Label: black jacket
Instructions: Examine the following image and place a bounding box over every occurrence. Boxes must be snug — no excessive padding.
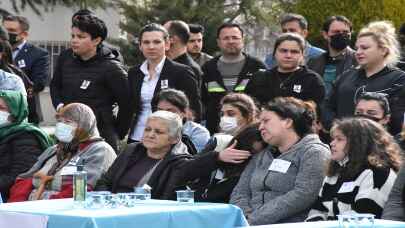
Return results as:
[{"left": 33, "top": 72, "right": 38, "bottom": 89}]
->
[
  {"left": 95, "top": 142, "right": 192, "bottom": 200},
  {"left": 178, "top": 124, "right": 265, "bottom": 203},
  {"left": 327, "top": 66, "right": 405, "bottom": 134},
  {"left": 201, "top": 53, "right": 265, "bottom": 134},
  {"left": 173, "top": 53, "right": 203, "bottom": 90},
  {"left": 307, "top": 47, "right": 357, "bottom": 78},
  {"left": 50, "top": 46, "right": 131, "bottom": 141},
  {"left": 128, "top": 58, "right": 202, "bottom": 136},
  {"left": 245, "top": 66, "right": 325, "bottom": 106},
  {"left": 0, "top": 132, "right": 43, "bottom": 201}
]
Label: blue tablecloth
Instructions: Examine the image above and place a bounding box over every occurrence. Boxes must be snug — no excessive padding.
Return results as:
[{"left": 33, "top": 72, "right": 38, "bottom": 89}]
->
[
  {"left": 239, "top": 219, "right": 405, "bottom": 228},
  {"left": 0, "top": 198, "right": 248, "bottom": 228}
]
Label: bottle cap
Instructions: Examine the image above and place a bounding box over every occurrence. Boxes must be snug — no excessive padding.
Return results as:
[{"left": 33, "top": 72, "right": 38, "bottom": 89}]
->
[{"left": 77, "top": 164, "right": 84, "bottom": 172}]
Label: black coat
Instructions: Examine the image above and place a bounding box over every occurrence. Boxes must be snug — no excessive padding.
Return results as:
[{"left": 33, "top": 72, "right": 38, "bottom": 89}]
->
[
  {"left": 0, "top": 132, "right": 43, "bottom": 201},
  {"left": 128, "top": 58, "right": 202, "bottom": 136},
  {"left": 327, "top": 66, "right": 405, "bottom": 134},
  {"left": 50, "top": 46, "right": 131, "bottom": 149},
  {"left": 245, "top": 66, "right": 325, "bottom": 106},
  {"left": 95, "top": 142, "right": 192, "bottom": 200},
  {"left": 201, "top": 53, "right": 265, "bottom": 134},
  {"left": 307, "top": 47, "right": 357, "bottom": 79},
  {"left": 173, "top": 53, "right": 203, "bottom": 90}
]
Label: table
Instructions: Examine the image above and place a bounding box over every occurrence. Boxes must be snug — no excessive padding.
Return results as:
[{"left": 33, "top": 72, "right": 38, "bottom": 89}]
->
[
  {"left": 240, "top": 219, "right": 405, "bottom": 228},
  {"left": 0, "top": 198, "right": 248, "bottom": 228}
]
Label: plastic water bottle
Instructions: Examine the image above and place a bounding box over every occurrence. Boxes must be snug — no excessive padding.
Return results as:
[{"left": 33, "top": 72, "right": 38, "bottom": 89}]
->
[
  {"left": 73, "top": 164, "right": 87, "bottom": 208},
  {"left": 0, "top": 193, "right": 3, "bottom": 204}
]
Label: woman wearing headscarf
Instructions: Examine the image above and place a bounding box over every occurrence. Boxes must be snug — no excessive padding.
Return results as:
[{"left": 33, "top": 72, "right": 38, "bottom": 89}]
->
[
  {"left": 8, "top": 103, "right": 116, "bottom": 201},
  {"left": 0, "top": 90, "right": 52, "bottom": 201}
]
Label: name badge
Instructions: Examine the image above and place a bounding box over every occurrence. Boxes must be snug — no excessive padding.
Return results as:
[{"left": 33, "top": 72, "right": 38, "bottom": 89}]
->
[
  {"left": 80, "top": 80, "right": 91, "bottom": 89},
  {"left": 338, "top": 181, "right": 356, "bottom": 193},
  {"left": 293, "top": 84, "right": 302, "bottom": 93},
  {"left": 161, "top": 79, "right": 169, "bottom": 89},
  {"left": 18, "top": 59, "right": 26, "bottom": 68},
  {"left": 268, "top": 159, "right": 291, "bottom": 173},
  {"left": 60, "top": 166, "right": 77, "bottom": 176}
]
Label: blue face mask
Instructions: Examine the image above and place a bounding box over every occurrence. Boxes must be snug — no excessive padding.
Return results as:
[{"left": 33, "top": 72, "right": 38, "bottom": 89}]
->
[
  {"left": 0, "top": 111, "right": 11, "bottom": 127},
  {"left": 54, "top": 122, "right": 76, "bottom": 143}
]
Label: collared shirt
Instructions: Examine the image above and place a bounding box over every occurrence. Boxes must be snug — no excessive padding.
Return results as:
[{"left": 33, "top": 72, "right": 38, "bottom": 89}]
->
[
  {"left": 130, "top": 57, "right": 166, "bottom": 141},
  {"left": 182, "top": 121, "right": 210, "bottom": 153},
  {"left": 12, "top": 40, "right": 27, "bottom": 60}
]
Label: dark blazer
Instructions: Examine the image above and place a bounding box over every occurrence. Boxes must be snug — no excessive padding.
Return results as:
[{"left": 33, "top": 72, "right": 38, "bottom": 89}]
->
[
  {"left": 14, "top": 42, "right": 50, "bottom": 124},
  {"left": 128, "top": 58, "right": 202, "bottom": 136},
  {"left": 14, "top": 42, "right": 49, "bottom": 92},
  {"left": 95, "top": 142, "right": 192, "bottom": 200}
]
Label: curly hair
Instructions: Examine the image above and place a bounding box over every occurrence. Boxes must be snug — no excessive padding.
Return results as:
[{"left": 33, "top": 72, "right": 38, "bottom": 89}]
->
[
  {"left": 221, "top": 93, "right": 258, "bottom": 124},
  {"left": 327, "top": 117, "right": 402, "bottom": 179}
]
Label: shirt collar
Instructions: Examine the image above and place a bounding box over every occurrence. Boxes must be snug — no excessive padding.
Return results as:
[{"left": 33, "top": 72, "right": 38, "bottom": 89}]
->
[
  {"left": 15, "top": 40, "right": 27, "bottom": 51},
  {"left": 140, "top": 56, "right": 166, "bottom": 80}
]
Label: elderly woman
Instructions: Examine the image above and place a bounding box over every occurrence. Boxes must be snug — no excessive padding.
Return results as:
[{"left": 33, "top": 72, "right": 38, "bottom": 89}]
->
[
  {"left": 230, "top": 97, "right": 330, "bottom": 225},
  {"left": 95, "top": 111, "right": 192, "bottom": 200},
  {"left": 8, "top": 103, "right": 116, "bottom": 201},
  {"left": 0, "top": 90, "right": 52, "bottom": 201},
  {"left": 157, "top": 89, "right": 210, "bottom": 153}
]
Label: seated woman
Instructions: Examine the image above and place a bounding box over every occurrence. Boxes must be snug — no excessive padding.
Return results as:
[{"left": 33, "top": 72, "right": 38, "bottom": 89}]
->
[
  {"left": 0, "top": 90, "right": 52, "bottom": 201},
  {"left": 8, "top": 103, "right": 116, "bottom": 201},
  {"left": 180, "top": 93, "right": 267, "bottom": 203},
  {"left": 230, "top": 97, "right": 330, "bottom": 225},
  {"left": 307, "top": 118, "right": 401, "bottom": 221},
  {"left": 157, "top": 89, "right": 210, "bottom": 153},
  {"left": 95, "top": 111, "right": 192, "bottom": 200},
  {"left": 383, "top": 165, "right": 405, "bottom": 221}
]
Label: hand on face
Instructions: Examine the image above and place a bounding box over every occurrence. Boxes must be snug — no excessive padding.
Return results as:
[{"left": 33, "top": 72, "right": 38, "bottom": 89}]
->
[{"left": 218, "top": 140, "right": 251, "bottom": 163}]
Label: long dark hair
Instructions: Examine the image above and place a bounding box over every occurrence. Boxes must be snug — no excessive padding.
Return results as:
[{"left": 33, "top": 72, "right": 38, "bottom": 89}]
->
[{"left": 327, "top": 118, "right": 402, "bottom": 179}]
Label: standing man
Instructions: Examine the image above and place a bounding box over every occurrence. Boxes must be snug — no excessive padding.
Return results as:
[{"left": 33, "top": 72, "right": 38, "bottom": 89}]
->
[
  {"left": 50, "top": 15, "right": 130, "bottom": 152},
  {"left": 187, "top": 24, "right": 213, "bottom": 67},
  {"left": 163, "top": 20, "right": 203, "bottom": 120},
  {"left": 307, "top": 15, "right": 357, "bottom": 97},
  {"left": 163, "top": 21, "right": 202, "bottom": 87},
  {"left": 202, "top": 23, "right": 265, "bottom": 134},
  {"left": 265, "top": 13, "right": 325, "bottom": 69},
  {"left": 3, "top": 15, "right": 49, "bottom": 124}
]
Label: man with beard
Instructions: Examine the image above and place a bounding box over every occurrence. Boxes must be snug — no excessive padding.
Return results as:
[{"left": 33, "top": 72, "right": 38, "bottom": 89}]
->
[{"left": 201, "top": 23, "right": 265, "bottom": 134}]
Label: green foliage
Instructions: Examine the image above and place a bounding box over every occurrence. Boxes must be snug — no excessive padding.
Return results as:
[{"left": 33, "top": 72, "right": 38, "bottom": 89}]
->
[
  {"left": 116, "top": 0, "right": 277, "bottom": 66},
  {"left": 7, "top": 0, "right": 112, "bottom": 15},
  {"left": 283, "top": 0, "right": 405, "bottom": 47}
]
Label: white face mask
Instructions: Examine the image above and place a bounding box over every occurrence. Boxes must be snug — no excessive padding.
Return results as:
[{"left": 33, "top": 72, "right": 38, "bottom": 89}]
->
[
  {"left": 219, "top": 116, "right": 238, "bottom": 134},
  {"left": 0, "top": 110, "right": 11, "bottom": 127},
  {"left": 54, "top": 122, "right": 76, "bottom": 143}
]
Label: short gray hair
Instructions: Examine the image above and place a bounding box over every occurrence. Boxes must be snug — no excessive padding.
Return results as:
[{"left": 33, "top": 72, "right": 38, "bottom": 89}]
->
[{"left": 148, "top": 110, "right": 183, "bottom": 140}]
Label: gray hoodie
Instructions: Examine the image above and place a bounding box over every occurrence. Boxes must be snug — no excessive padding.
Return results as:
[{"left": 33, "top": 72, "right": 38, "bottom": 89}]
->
[{"left": 230, "top": 134, "right": 330, "bottom": 225}]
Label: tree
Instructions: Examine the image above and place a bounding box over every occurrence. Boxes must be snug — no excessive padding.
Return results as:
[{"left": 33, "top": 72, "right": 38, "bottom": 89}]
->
[
  {"left": 6, "top": 0, "right": 112, "bottom": 15},
  {"left": 115, "top": 0, "right": 281, "bottom": 66},
  {"left": 282, "top": 0, "right": 405, "bottom": 47}
]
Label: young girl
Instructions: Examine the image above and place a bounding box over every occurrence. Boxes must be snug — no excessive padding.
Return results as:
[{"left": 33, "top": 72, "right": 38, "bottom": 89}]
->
[{"left": 307, "top": 117, "right": 401, "bottom": 221}]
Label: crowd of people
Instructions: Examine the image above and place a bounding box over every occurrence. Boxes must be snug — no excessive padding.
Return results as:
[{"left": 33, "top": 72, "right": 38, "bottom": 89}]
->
[{"left": 2, "top": 9, "right": 405, "bottom": 225}]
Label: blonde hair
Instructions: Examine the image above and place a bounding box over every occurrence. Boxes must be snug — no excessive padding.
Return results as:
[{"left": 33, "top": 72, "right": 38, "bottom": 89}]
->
[{"left": 357, "top": 21, "right": 400, "bottom": 67}]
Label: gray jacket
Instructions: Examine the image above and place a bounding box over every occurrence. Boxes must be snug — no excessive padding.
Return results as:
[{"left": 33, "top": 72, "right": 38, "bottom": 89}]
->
[
  {"left": 382, "top": 165, "right": 405, "bottom": 221},
  {"left": 230, "top": 134, "right": 330, "bottom": 225}
]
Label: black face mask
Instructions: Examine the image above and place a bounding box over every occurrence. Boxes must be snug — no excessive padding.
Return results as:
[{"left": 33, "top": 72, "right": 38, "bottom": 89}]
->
[
  {"left": 330, "top": 33, "right": 350, "bottom": 51},
  {"left": 355, "top": 114, "right": 385, "bottom": 123},
  {"left": 8, "top": 33, "right": 19, "bottom": 46}
]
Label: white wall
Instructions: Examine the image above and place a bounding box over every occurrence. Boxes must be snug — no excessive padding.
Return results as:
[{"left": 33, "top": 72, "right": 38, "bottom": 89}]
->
[{"left": 0, "top": 2, "right": 121, "bottom": 41}]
